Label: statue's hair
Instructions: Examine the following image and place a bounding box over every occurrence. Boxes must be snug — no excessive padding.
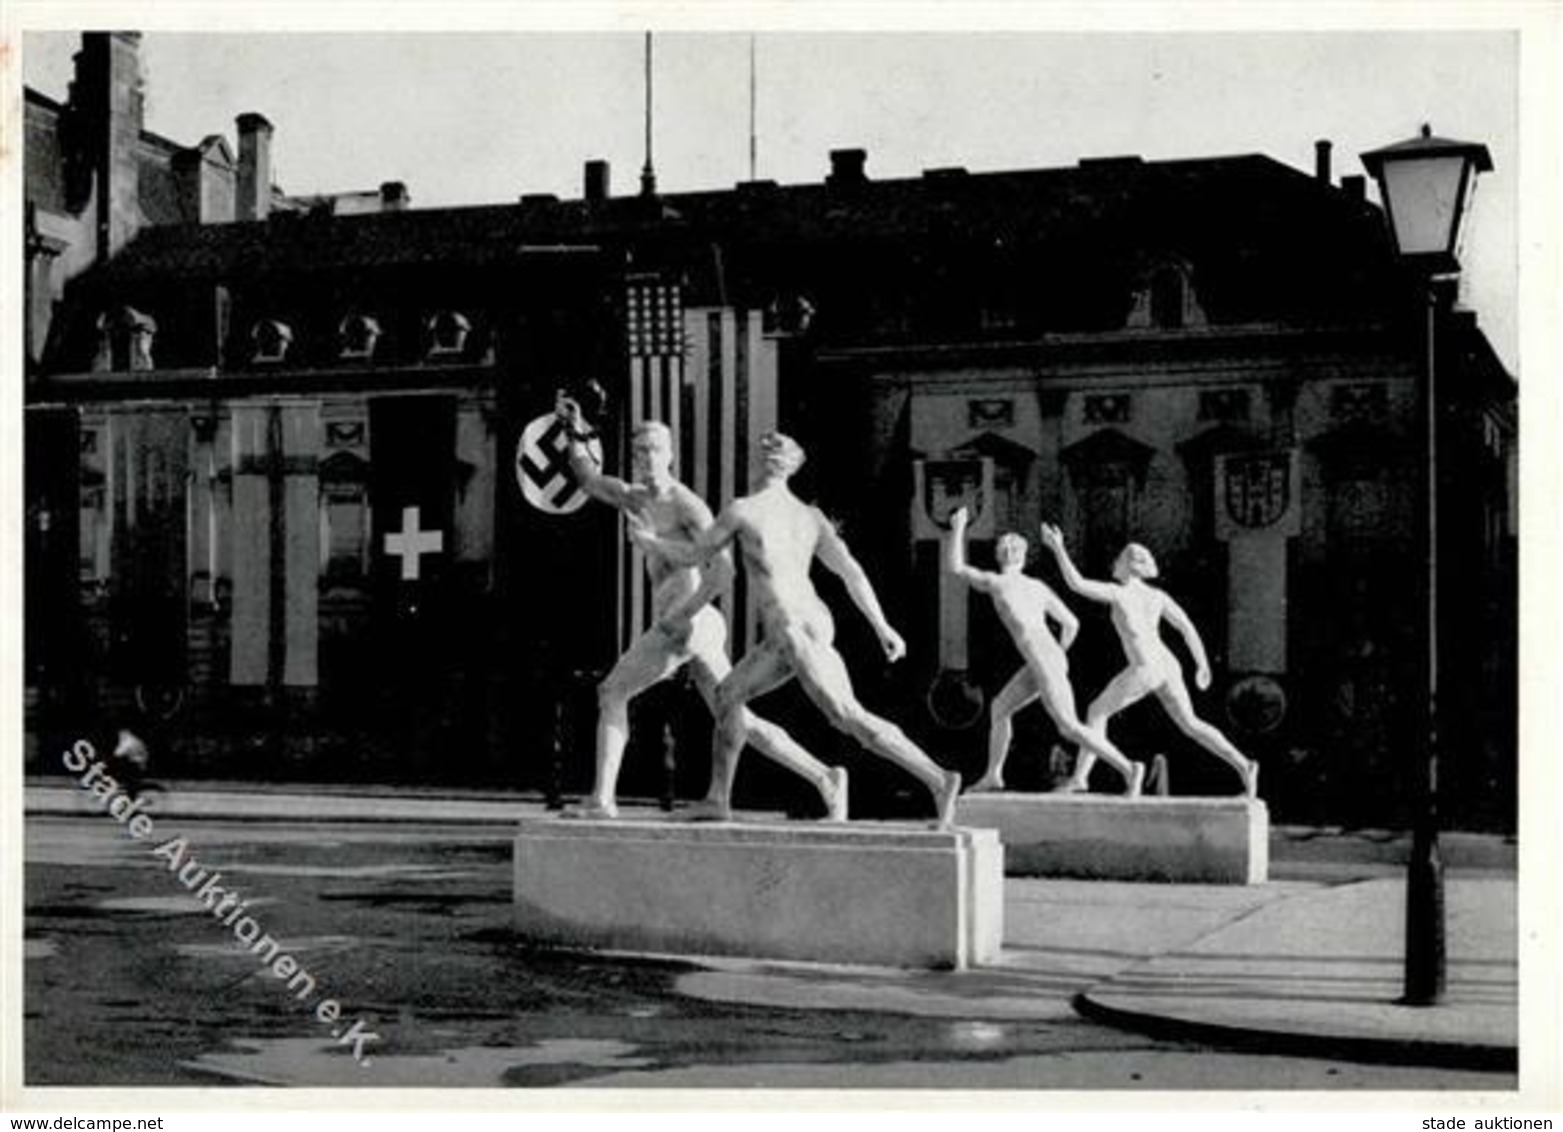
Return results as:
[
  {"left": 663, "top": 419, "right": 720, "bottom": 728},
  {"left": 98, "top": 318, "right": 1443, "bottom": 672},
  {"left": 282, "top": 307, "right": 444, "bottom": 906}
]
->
[
  {"left": 760, "top": 431, "right": 806, "bottom": 474},
  {"left": 1118, "top": 542, "right": 1159, "bottom": 580},
  {"left": 996, "top": 532, "right": 1028, "bottom": 564},
  {"left": 633, "top": 420, "right": 672, "bottom": 447}
]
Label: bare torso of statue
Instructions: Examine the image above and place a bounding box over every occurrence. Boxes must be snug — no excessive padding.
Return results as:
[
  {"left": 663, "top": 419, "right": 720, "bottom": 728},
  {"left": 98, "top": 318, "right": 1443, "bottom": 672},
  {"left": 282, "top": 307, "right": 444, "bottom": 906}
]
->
[
  {"left": 984, "top": 573, "right": 1071, "bottom": 677},
  {"left": 1107, "top": 583, "right": 1181, "bottom": 681},
  {"left": 628, "top": 483, "right": 713, "bottom": 621},
  {"left": 725, "top": 490, "right": 837, "bottom": 643}
]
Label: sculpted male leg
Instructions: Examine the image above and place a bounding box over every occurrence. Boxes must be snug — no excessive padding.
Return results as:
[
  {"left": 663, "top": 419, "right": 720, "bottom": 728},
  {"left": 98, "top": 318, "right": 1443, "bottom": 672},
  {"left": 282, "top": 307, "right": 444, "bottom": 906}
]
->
[
  {"left": 1063, "top": 667, "right": 1152, "bottom": 794},
  {"left": 565, "top": 630, "right": 687, "bottom": 819},
  {"left": 974, "top": 667, "right": 1039, "bottom": 793},
  {"left": 682, "top": 643, "right": 796, "bottom": 821},
  {"left": 687, "top": 636, "right": 844, "bottom": 820},
  {"left": 790, "top": 638, "right": 961, "bottom": 827}
]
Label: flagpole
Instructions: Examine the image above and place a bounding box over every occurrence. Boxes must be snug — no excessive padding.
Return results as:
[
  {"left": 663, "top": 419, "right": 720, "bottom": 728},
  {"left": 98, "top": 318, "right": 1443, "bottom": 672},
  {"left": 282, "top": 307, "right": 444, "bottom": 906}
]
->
[
  {"left": 748, "top": 35, "right": 758, "bottom": 182},
  {"left": 640, "top": 31, "right": 656, "bottom": 197}
]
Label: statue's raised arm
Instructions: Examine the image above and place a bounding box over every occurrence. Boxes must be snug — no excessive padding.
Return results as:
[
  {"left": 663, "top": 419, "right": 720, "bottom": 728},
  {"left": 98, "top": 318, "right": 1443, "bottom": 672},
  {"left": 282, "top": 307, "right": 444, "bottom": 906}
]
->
[
  {"left": 1038, "top": 522, "right": 1118, "bottom": 604},
  {"left": 944, "top": 506, "right": 999, "bottom": 594},
  {"left": 555, "top": 392, "right": 633, "bottom": 510}
]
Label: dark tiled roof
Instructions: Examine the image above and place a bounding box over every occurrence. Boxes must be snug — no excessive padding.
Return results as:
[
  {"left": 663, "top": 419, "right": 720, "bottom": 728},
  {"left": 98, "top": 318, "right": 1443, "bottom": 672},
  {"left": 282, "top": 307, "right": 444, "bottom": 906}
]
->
[
  {"left": 99, "top": 155, "right": 1370, "bottom": 271},
  {"left": 87, "top": 152, "right": 1399, "bottom": 336}
]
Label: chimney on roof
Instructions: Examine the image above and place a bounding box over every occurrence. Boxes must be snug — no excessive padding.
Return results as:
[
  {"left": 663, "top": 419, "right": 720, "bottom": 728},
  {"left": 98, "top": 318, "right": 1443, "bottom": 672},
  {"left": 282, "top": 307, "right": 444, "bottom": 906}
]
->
[
  {"left": 584, "top": 160, "right": 610, "bottom": 203},
  {"left": 1341, "top": 174, "right": 1366, "bottom": 203},
  {"left": 827, "top": 148, "right": 867, "bottom": 187},
  {"left": 380, "top": 181, "right": 409, "bottom": 211},
  {"left": 71, "top": 33, "right": 145, "bottom": 257},
  {"left": 1315, "top": 139, "right": 1333, "bottom": 185},
  {"left": 236, "top": 112, "right": 274, "bottom": 221}
]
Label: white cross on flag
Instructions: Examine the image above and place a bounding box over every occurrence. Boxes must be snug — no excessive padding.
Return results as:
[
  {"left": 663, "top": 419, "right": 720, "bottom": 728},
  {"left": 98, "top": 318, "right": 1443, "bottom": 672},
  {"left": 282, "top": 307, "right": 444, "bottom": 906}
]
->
[{"left": 383, "top": 505, "right": 444, "bottom": 581}]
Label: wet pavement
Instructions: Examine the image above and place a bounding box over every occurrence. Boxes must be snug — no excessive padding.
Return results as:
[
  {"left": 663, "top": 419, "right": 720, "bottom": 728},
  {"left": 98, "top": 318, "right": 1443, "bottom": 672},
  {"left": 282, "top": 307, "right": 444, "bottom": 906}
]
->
[{"left": 22, "top": 812, "right": 1516, "bottom": 1091}]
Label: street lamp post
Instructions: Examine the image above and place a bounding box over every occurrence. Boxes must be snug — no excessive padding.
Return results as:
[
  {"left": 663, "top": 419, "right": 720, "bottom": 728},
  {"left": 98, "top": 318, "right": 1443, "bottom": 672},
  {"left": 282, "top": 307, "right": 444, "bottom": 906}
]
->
[{"left": 1360, "top": 125, "right": 1492, "bottom": 1007}]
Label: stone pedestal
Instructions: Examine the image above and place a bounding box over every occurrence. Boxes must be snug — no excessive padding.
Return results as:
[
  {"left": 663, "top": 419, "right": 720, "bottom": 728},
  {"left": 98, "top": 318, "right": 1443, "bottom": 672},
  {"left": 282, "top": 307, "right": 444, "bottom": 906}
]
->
[
  {"left": 956, "top": 793, "right": 1268, "bottom": 884},
  {"left": 513, "top": 817, "right": 1003, "bottom": 969}
]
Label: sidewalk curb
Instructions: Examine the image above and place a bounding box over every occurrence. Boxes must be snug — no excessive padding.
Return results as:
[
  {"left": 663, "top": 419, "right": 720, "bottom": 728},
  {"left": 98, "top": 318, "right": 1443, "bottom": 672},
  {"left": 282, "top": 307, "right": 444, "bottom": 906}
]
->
[
  {"left": 1071, "top": 989, "right": 1517, "bottom": 1072},
  {"left": 1070, "top": 876, "right": 1519, "bottom": 1074}
]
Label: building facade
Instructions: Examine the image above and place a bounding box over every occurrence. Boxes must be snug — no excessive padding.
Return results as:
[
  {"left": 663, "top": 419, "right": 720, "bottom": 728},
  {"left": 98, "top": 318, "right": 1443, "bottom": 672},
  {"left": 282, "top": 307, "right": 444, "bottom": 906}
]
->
[{"left": 23, "top": 34, "right": 1517, "bottom": 827}]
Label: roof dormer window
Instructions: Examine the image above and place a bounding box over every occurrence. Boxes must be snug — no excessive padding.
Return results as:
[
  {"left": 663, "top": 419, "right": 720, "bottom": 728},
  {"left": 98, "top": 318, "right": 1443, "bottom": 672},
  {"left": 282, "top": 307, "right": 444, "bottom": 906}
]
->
[
  {"left": 251, "top": 318, "right": 294, "bottom": 364},
  {"left": 93, "top": 307, "right": 158, "bottom": 372},
  {"left": 1126, "top": 257, "right": 1206, "bottom": 331},
  {"left": 338, "top": 314, "right": 381, "bottom": 360},
  {"left": 426, "top": 310, "right": 471, "bottom": 358}
]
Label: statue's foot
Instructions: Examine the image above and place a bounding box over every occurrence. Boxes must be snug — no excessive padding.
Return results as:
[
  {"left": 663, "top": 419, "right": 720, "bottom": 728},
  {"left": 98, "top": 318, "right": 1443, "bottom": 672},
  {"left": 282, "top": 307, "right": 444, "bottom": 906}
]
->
[
  {"left": 682, "top": 799, "right": 733, "bottom": 823},
  {"left": 968, "top": 775, "right": 1006, "bottom": 794},
  {"left": 1241, "top": 760, "right": 1260, "bottom": 799},
  {"left": 560, "top": 799, "right": 618, "bottom": 820},
  {"left": 932, "top": 770, "right": 963, "bottom": 828},
  {"left": 1051, "top": 778, "right": 1089, "bottom": 795},
  {"left": 821, "top": 766, "right": 850, "bottom": 822},
  {"left": 1124, "top": 762, "right": 1146, "bottom": 798}
]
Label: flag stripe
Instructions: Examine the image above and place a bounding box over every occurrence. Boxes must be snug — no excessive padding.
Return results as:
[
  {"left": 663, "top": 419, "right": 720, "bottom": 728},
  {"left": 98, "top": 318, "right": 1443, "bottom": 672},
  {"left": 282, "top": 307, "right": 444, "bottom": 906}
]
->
[{"left": 618, "top": 298, "right": 777, "bottom": 657}]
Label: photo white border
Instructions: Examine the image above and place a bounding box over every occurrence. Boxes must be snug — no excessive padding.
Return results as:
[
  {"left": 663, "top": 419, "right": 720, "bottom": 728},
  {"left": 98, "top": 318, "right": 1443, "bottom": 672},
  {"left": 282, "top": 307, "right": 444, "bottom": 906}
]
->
[{"left": 3, "top": 0, "right": 1559, "bottom": 1120}]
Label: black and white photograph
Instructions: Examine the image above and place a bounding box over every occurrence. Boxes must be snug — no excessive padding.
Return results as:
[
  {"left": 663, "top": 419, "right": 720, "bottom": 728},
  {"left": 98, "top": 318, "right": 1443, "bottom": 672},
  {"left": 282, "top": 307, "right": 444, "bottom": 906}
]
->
[{"left": 4, "top": 1, "right": 1559, "bottom": 1121}]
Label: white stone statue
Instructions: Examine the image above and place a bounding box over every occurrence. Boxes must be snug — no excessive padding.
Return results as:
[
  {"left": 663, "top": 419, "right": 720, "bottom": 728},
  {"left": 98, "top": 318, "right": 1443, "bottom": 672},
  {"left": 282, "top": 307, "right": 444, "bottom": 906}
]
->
[
  {"left": 554, "top": 395, "right": 845, "bottom": 821},
  {"left": 630, "top": 432, "right": 962, "bottom": 825},
  {"left": 1039, "top": 523, "right": 1259, "bottom": 798},
  {"left": 945, "top": 506, "right": 1143, "bottom": 796}
]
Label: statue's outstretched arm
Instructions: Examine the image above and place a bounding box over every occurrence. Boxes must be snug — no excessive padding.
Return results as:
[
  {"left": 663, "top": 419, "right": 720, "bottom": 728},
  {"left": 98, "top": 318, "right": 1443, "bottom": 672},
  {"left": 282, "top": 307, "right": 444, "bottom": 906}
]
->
[
  {"left": 944, "top": 506, "right": 996, "bottom": 593},
  {"left": 815, "top": 509, "right": 905, "bottom": 660},
  {"left": 629, "top": 509, "right": 737, "bottom": 568},
  {"left": 1162, "top": 595, "right": 1213, "bottom": 687},
  {"left": 556, "top": 392, "right": 633, "bottom": 509},
  {"left": 1044, "top": 589, "right": 1080, "bottom": 651},
  {"left": 1038, "top": 522, "right": 1117, "bottom": 604},
  {"left": 657, "top": 492, "right": 735, "bottom": 628}
]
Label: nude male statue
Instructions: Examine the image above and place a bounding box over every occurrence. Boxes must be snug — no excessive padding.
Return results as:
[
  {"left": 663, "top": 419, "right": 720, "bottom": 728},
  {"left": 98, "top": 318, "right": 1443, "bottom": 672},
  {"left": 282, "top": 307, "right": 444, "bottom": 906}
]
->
[
  {"left": 1039, "top": 523, "right": 1259, "bottom": 798},
  {"left": 945, "top": 507, "right": 1143, "bottom": 796},
  {"left": 554, "top": 395, "right": 846, "bottom": 821},
  {"left": 630, "top": 432, "right": 963, "bottom": 825}
]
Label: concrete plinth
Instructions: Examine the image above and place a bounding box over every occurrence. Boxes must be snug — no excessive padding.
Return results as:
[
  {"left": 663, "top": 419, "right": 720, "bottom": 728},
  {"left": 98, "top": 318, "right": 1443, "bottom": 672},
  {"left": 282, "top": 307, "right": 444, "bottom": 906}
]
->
[
  {"left": 513, "top": 817, "right": 1003, "bottom": 969},
  {"left": 956, "top": 793, "right": 1268, "bottom": 884}
]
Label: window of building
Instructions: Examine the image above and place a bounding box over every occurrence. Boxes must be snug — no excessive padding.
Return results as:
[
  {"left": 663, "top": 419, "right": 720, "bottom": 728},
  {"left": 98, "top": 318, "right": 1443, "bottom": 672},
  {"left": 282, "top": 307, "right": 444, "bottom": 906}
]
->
[
  {"left": 338, "top": 314, "right": 382, "bottom": 360},
  {"left": 1060, "top": 427, "right": 1155, "bottom": 576},
  {"left": 251, "top": 319, "right": 294, "bottom": 364},
  {"left": 319, "top": 450, "right": 370, "bottom": 584},
  {"left": 426, "top": 310, "right": 471, "bottom": 357},
  {"left": 1150, "top": 268, "right": 1185, "bottom": 329},
  {"left": 1125, "top": 257, "right": 1206, "bottom": 331},
  {"left": 94, "top": 307, "right": 158, "bottom": 372}
]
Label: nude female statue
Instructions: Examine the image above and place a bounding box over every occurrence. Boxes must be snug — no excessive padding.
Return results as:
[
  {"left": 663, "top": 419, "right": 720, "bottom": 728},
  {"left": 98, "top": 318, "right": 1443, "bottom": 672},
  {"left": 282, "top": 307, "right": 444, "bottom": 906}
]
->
[
  {"left": 946, "top": 506, "right": 1142, "bottom": 795},
  {"left": 1039, "top": 523, "right": 1259, "bottom": 798}
]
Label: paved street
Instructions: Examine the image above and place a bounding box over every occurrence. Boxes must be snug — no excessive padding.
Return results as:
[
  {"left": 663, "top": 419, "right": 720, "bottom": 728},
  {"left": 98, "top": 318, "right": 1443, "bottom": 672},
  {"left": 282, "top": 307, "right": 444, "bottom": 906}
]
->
[{"left": 23, "top": 809, "right": 1515, "bottom": 1090}]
